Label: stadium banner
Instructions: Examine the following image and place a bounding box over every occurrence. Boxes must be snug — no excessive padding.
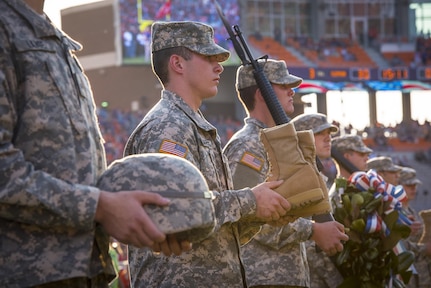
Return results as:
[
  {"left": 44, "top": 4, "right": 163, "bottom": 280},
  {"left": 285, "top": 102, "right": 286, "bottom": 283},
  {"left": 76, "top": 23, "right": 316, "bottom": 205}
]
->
[
  {"left": 296, "top": 79, "right": 431, "bottom": 93},
  {"left": 290, "top": 67, "right": 431, "bottom": 83}
]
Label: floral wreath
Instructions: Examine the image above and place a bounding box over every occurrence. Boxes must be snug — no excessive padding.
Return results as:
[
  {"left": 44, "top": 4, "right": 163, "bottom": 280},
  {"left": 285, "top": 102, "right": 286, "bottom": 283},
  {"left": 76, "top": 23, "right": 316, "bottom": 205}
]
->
[{"left": 331, "top": 169, "right": 415, "bottom": 288}]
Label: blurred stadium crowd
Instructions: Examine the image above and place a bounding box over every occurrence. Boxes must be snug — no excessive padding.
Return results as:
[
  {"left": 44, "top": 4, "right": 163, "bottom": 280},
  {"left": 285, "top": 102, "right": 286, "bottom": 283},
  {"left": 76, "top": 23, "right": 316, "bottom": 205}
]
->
[{"left": 98, "top": 107, "right": 431, "bottom": 166}]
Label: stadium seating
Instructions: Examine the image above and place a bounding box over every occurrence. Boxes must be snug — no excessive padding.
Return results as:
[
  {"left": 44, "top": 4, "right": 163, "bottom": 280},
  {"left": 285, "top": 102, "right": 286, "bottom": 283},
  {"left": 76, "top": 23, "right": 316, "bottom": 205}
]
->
[
  {"left": 248, "top": 35, "right": 307, "bottom": 67},
  {"left": 250, "top": 35, "right": 377, "bottom": 68},
  {"left": 382, "top": 51, "right": 415, "bottom": 67}
]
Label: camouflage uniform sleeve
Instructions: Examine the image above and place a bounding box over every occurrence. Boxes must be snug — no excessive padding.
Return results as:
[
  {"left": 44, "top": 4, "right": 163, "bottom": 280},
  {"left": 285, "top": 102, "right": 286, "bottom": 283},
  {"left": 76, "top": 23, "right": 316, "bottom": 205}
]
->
[
  {"left": 223, "top": 138, "right": 266, "bottom": 190},
  {"left": 252, "top": 217, "right": 313, "bottom": 249},
  {"left": 0, "top": 26, "right": 100, "bottom": 230}
]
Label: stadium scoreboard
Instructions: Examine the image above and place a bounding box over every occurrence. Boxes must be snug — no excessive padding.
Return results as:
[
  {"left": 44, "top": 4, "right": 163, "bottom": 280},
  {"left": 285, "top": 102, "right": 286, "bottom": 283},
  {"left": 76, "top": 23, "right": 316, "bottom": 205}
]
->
[
  {"left": 297, "top": 67, "right": 431, "bottom": 82},
  {"left": 417, "top": 67, "right": 431, "bottom": 81},
  {"left": 378, "top": 67, "right": 409, "bottom": 81}
]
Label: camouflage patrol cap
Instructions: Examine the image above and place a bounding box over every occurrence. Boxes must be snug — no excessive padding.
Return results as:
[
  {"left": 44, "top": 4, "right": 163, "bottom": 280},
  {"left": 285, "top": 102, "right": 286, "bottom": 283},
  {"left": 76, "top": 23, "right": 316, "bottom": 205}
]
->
[
  {"left": 97, "top": 153, "right": 216, "bottom": 243},
  {"left": 236, "top": 59, "right": 303, "bottom": 90},
  {"left": 399, "top": 167, "right": 422, "bottom": 185},
  {"left": 291, "top": 113, "right": 339, "bottom": 134},
  {"left": 331, "top": 135, "right": 373, "bottom": 154},
  {"left": 366, "top": 156, "right": 402, "bottom": 172},
  {"left": 151, "top": 21, "right": 230, "bottom": 62}
]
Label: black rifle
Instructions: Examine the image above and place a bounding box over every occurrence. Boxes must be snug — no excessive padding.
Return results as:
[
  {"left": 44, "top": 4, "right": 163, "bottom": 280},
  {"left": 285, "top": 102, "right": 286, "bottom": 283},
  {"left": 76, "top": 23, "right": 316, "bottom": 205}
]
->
[
  {"left": 213, "top": 0, "right": 289, "bottom": 125},
  {"left": 213, "top": 0, "right": 332, "bottom": 223}
]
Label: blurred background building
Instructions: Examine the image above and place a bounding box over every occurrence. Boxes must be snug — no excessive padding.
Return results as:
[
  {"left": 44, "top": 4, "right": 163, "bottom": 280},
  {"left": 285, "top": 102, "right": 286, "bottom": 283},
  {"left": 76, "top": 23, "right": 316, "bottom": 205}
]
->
[{"left": 60, "top": 0, "right": 431, "bottom": 212}]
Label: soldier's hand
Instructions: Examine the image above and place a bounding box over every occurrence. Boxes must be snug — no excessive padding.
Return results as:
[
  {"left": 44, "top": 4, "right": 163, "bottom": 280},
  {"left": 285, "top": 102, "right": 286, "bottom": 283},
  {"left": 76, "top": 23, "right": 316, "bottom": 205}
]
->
[
  {"left": 252, "top": 180, "right": 290, "bottom": 221},
  {"left": 152, "top": 235, "right": 192, "bottom": 256},
  {"left": 410, "top": 220, "right": 422, "bottom": 237},
  {"left": 95, "top": 190, "right": 169, "bottom": 248},
  {"left": 311, "top": 221, "right": 349, "bottom": 256}
]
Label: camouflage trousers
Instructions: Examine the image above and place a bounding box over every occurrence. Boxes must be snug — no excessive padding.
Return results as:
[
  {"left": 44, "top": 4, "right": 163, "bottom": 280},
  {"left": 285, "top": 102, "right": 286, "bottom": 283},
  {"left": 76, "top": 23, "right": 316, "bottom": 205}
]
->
[
  {"left": 31, "top": 275, "right": 111, "bottom": 288},
  {"left": 306, "top": 241, "right": 344, "bottom": 288},
  {"left": 405, "top": 255, "right": 431, "bottom": 288}
]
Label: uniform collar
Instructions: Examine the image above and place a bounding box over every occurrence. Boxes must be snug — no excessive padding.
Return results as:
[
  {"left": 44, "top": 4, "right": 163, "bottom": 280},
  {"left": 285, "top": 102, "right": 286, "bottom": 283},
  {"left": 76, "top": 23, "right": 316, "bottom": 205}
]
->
[
  {"left": 245, "top": 117, "right": 267, "bottom": 129},
  {"left": 5, "top": 0, "right": 82, "bottom": 51},
  {"left": 162, "top": 90, "right": 217, "bottom": 132}
]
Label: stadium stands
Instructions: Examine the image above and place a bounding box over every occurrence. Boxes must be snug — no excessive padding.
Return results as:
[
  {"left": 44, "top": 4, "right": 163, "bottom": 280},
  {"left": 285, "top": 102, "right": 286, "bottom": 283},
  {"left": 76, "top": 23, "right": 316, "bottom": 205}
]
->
[
  {"left": 247, "top": 33, "right": 431, "bottom": 69},
  {"left": 250, "top": 35, "right": 378, "bottom": 68},
  {"left": 98, "top": 107, "right": 431, "bottom": 165},
  {"left": 248, "top": 35, "right": 307, "bottom": 67}
]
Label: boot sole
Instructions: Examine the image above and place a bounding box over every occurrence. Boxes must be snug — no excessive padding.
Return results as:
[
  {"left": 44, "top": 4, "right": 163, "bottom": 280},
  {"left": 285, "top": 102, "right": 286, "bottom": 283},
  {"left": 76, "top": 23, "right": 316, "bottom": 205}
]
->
[
  {"left": 286, "top": 188, "right": 324, "bottom": 210},
  {"left": 290, "top": 199, "right": 332, "bottom": 218}
]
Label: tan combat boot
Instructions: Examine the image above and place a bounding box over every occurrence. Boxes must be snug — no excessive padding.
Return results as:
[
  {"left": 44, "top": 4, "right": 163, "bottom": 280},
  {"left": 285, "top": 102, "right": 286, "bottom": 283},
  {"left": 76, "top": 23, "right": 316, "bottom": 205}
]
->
[
  {"left": 292, "top": 130, "right": 332, "bottom": 218},
  {"left": 419, "top": 209, "right": 431, "bottom": 244},
  {"left": 260, "top": 122, "right": 324, "bottom": 216}
]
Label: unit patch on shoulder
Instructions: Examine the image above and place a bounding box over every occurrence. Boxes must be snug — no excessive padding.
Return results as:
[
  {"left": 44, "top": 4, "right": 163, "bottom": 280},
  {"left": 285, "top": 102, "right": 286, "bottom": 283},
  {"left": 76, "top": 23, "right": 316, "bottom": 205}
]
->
[
  {"left": 159, "top": 139, "right": 188, "bottom": 158},
  {"left": 240, "top": 152, "right": 263, "bottom": 171}
]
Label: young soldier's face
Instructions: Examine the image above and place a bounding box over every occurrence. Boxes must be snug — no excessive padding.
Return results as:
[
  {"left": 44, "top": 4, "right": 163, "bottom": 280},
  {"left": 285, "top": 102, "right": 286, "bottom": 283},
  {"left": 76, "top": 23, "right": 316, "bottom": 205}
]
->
[
  {"left": 273, "top": 83, "right": 295, "bottom": 115},
  {"left": 314, "top": 129, "right": 332, "bottom": 159},
  {"left": 344, "top": 151, "right": 370, "bottom": 171}
]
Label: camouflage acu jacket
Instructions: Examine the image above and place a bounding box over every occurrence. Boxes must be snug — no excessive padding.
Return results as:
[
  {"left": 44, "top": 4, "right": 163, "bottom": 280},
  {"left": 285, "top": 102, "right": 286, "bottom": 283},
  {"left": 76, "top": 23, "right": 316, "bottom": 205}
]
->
[
  {"left": 0, "top": 0, "right": 114, "bottom": 286},
  {"left": 125, "top": 90, "right": 259, "bottom": 287},
  {"left": 224, "top": 117, "right": 312, "bottom": 287}
]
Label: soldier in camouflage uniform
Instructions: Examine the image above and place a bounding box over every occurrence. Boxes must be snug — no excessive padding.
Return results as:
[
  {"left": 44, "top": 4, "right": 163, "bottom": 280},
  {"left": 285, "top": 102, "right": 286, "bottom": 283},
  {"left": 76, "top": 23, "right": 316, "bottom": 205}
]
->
[
  {"left": 399, "top": 167, "right": 431, "bottom": 288},
  {"left": 291, "top": 113, "right": 347, "bottom": 288},
  {"left": 329, "top": 135, "right": 372, "bottom": 218},
  {"left": 300, "top": 134, "right": 373, "bottom": 288},
  {"left": 367, "top": 158, "right": 430, "bottom": 287},
  {"left": 367, "top": 156, "right": 402, "bottom": 186},
  {"left": 0, "top": 1, "right": 188, "bottom": 287},
  {"left": 223, "top": 61, "right": 348, "bottom": 287},
  {"left": 331, "top": 135, "right": 373, "bottom": 180},
  {"left": 124, "top": 21, "right": 292, "bottom": 287}
]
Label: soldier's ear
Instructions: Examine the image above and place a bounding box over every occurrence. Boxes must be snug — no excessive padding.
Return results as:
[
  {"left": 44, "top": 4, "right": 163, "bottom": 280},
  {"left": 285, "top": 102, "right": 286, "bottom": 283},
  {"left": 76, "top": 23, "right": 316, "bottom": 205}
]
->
[{"left": 170, "top": 55, "right": 184, "bottom": 73}]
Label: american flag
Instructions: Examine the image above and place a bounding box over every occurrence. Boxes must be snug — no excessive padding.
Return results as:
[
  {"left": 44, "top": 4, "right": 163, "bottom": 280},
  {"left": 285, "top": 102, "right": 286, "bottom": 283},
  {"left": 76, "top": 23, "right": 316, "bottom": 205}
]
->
[
  {"left": 240, "top": 152, "right": 263, "bottom": 171},
  {"left": 159, "top": 139, "right": 187, "bottom": 158}
]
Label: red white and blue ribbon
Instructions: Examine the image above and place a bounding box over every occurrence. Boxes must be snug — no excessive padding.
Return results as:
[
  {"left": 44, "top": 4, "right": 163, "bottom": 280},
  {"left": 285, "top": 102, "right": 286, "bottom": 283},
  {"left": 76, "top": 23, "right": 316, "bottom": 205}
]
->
[
  {"left": 348, "top": 170, "right": 412, "bottom": 230},
  {"left": 348, "top": 169, "right": 415, "bottom": 285}
]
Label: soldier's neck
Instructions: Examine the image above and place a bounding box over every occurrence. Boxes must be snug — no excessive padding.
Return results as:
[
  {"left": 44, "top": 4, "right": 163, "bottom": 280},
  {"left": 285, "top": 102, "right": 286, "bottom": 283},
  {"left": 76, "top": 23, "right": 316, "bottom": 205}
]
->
[{"left": 25, "top": 0, "right": 45, "bottom": 15}]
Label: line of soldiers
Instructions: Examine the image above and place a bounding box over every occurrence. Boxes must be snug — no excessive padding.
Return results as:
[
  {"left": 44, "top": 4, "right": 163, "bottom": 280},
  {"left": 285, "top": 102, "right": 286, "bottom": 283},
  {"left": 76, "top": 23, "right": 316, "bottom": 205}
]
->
[{"left": 2, "top": 1, "right": 430, "bottom": 286}]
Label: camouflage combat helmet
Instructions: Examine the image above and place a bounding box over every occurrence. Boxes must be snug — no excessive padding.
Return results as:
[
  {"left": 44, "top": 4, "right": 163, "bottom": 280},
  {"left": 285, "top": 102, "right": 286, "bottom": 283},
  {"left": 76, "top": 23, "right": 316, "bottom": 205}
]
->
[{"left": 97, "top": 153, "right": 216, "bottom": 243}]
